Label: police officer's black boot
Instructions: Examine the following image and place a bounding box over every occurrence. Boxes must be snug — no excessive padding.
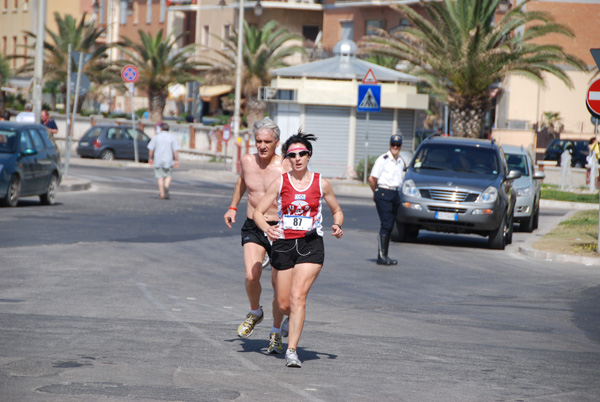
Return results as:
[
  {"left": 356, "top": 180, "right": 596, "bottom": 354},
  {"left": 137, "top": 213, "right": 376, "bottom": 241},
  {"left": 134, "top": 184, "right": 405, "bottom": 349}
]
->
[{"left": 377, "top": 234, "right": 397, "bottom": 265}]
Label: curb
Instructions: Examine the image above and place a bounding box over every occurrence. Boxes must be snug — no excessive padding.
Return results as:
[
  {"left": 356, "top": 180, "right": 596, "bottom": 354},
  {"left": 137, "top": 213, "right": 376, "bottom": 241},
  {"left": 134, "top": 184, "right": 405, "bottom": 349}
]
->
[
  {"left": 518, "top": 245, "right": 600, "bottom": 266},
  {"left": 58, "top": 177, "right": 92, "bottom": 192}
]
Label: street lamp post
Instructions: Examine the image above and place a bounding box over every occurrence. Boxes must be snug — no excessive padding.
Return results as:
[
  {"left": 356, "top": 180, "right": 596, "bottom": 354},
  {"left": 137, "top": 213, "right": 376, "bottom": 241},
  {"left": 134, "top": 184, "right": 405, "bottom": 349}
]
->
[
  {"left": 32, "top": 0, "right": 47, "bottom": 123},
  {"left": 231, "top": 0, "right": 245, "bottom": 173}
]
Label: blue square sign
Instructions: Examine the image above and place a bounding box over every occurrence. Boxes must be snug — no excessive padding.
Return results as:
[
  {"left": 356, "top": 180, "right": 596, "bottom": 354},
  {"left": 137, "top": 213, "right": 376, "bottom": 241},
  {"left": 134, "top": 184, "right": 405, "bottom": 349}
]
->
[{"left": 357, "top": 84, "right": 381, "bottom": 112}]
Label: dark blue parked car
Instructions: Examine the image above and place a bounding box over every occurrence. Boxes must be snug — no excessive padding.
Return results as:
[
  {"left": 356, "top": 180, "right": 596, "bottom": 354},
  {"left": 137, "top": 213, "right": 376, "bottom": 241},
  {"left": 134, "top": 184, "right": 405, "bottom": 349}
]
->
[
  {"left": 0, "top": 122, "right": 62, "bottom": 207},
  {"left": 76, "top": 125, "right": 150, "bottom": 162}
]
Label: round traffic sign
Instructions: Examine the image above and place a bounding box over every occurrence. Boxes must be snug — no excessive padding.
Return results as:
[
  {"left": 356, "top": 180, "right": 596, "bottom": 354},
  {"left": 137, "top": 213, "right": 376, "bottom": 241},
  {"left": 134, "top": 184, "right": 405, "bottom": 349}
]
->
[
  {"left": 586, "top": 78, "right": 600, "bottom": 116},
  {"left": 222, "top": 124, "right": 231, "bottom": 141},
  {"left": 121, "top": 65, "right": 139, "bottom": 83}
]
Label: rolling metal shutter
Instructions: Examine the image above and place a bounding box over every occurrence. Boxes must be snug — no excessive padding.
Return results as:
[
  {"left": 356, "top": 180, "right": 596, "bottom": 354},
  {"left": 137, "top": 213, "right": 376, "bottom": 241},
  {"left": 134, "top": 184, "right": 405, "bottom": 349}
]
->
[
  {"left": 355, "top": 109, "right": 414, "bottom": 169},
  {"left": 304, "top": 105, "right": 350, "bottom": 178}
]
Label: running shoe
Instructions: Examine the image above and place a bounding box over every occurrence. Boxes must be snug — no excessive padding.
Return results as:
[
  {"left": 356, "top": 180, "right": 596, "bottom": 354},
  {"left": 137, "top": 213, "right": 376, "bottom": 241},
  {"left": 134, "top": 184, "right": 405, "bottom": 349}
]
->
[
  {"left": 267, "top": 332, "right": 283, "bottom": 354},
  {"left": 285, "top": 348, "right": 301, "bottom": 368},
  {"left": 281, "top": 317, "right": 289, "bottom": 338},
  {"left": 237, "top": 307, "right": 264, "bottom": 338}
]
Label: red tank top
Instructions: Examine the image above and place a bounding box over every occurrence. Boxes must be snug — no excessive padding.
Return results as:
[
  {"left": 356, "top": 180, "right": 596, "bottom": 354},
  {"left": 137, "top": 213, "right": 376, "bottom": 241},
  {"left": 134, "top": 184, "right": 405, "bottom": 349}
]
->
[{"left": 277, "top": 172, "right": 323, "bottom": 239}]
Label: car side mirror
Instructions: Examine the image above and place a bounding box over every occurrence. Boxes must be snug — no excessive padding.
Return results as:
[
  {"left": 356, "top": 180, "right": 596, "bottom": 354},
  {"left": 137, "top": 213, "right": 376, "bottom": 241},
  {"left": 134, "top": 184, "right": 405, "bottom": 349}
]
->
[
  {"left": 22, "top": 148, "right": 37, "bottom": 156},
  {"left": 506, "top": 169, "right": 521, "bottom": 180},
  {"left": 533, "top": 170, "right": 545, "bottom": 180}
]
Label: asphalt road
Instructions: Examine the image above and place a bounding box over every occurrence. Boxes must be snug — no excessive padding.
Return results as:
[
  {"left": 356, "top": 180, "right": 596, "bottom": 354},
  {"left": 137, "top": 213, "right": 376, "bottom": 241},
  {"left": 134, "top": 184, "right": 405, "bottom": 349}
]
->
[{"left": 1, "top": 159, "right": 599, "bottom": 402}]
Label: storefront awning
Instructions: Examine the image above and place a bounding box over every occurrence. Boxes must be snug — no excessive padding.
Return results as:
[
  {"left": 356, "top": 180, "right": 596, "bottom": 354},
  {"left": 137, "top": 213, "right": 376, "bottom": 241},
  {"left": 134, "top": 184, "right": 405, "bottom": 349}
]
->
[{"left": 199, "top": 84, "right": 232, "bottom": 98}]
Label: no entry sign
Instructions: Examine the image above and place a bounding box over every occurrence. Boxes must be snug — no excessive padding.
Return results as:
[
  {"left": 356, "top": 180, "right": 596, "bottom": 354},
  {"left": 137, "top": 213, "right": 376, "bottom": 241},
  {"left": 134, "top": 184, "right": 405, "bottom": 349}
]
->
[{"left": 586, "top": 78, "right": 600, "bottom": 116}]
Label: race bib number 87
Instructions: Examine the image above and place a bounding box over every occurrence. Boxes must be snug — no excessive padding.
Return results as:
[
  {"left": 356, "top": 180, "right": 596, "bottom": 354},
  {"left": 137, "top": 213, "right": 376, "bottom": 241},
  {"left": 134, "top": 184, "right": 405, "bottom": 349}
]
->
[{"left": 282, "top": 215, "right": 312, "bottom": 231}]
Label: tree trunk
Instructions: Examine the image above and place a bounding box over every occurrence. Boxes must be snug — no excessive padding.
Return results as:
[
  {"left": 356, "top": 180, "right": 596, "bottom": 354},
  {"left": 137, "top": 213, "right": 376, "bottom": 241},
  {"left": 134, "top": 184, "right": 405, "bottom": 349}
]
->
[
  {"left": 149, "top": 88, "right": 167, "bottom": 123},
  {"left": 246, "top": 98, "right": 266, "bottom": 132},
  {"left": 449, "top": 97, "right": 489, "bottom": 138}
]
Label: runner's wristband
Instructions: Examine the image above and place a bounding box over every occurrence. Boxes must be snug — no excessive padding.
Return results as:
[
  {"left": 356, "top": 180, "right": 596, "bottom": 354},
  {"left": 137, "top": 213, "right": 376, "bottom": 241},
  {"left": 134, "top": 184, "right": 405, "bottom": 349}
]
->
[{"left": 229, "top": 207, "right": 237, "bottom": 211}]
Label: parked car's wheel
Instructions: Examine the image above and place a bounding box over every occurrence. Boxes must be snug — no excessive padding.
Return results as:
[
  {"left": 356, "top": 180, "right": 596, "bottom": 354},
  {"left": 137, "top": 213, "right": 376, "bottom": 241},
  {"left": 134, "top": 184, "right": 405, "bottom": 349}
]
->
[
  {"left": 520, "top": 216, "right": 534, "bottom": 233},
  {"left": 488, "top": 213, "right": 507, "bottom": 250},
  {"left": 532, "top": 202, "right": 540, "bottom": 230},
  {"left": 40, "top": 174, "right": 58, "bottom": 205},
  {"left": 506, "top": 213, "right": 514, "bottom": 245},
  {"left": 390, "top": 221, "right": 407, "bottom": 242},
  {"left": 1, "top": 175, "right": 20, "bottom": 207},
  {"left": 100, "top": 149, "right": 115, "bottom": 161}
]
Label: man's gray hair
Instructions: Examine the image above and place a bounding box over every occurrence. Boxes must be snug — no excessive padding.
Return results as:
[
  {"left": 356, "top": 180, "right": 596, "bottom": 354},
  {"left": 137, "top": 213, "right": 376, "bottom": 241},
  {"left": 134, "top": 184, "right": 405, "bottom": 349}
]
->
[
  {"left": 24, "top": 103, "right": 33, "bottom": 111},
  {"left": 253, "top": 118, "right": 280, "bottom": 141}
]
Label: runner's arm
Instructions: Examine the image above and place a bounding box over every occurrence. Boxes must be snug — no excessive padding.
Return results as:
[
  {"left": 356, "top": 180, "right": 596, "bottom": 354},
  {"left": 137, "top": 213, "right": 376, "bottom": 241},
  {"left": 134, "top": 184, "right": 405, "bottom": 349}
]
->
[
  {"left": 322, "top": 179, "right": 344, "bottom": 239},
  {"left": 224, "top": 176, "right": 247, "bottom": 228},
  {"left": 253, "top": 177, "right": 282, "bottom": 241}
]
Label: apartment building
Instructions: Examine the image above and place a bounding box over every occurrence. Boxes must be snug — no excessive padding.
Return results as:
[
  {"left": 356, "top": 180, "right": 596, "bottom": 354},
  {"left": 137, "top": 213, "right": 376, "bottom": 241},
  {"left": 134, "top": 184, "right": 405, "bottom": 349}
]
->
[{"left": 0, "top": 0, "right": 80, "bottom": 76}]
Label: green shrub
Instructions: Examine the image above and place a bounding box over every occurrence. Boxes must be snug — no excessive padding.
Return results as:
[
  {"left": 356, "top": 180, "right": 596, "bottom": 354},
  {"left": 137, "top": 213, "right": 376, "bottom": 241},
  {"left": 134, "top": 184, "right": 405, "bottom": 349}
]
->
[{"left": 355, "top": 156, "right": 378, "bottom": 181}]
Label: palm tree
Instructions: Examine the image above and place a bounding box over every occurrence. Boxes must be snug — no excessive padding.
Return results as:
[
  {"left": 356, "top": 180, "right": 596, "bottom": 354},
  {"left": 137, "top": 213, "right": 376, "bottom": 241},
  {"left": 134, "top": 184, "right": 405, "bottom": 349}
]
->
[
  {"left": 22, "top": 13, "right": 108, "bottom": 112},
  {"left": 203, "top": 20, "right": 305, "bottom": 129},
  {"left": 0, "top": 53, "right": 11, "bottom": 115},
  {"left": 360, "top": 0, "right": 586, "bottom": 138},
  {"left": 114, "top": 29, "right": 204, "bottom": 122}
]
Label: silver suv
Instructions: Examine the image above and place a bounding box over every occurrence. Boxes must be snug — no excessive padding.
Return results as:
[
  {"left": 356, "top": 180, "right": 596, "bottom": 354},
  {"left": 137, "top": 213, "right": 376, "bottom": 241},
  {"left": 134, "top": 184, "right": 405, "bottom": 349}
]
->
[{"left": 395, "top": 136, "right": 521, "bottom": 249}]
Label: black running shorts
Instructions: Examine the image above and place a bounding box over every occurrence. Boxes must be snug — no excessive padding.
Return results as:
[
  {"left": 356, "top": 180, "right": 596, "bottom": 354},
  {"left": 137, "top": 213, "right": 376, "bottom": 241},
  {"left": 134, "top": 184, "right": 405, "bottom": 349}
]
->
[
  {"left": 270, "top": 236, "right": 325, "bottom": 271},
  {"left": 241, "top": 218, "right": 277, "bottom": 254}
]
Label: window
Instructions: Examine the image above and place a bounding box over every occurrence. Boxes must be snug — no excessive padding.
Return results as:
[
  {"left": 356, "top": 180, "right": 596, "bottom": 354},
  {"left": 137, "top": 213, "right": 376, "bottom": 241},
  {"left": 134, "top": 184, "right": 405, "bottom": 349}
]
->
[
  {"left": 340, "top": 21, "right": 354, "bottom": 41},
  {"left": 19, "top": 131, "right": 33, "bottom": 152},
  {"left": 13, "top": 0, "right": 17, "bottom": 10},
  {"left": 222, "top": 24, "right": 231, "bottom": 48},
  {"left": 23, "top": 0, "right": 27, "bottom": 11},
  {"left": 133, "top": 0, "right": 138, "bottom": 24},
  {"left": 12, "top": 36, "right": 16, "bottom": 67},
  {"left": 302, "top": 25, "right": 319, "bottom": 42},
  {"left": 3, "top": 0, "right": 7, "bottom": 12},
  {"left": 2, "top": 37, "right": 6, "bottom": 55},
  {"left": 202, "top": 25, "right": 209, "bottom": 46},
  {"left": 146, "top": 0, "right": 152, "bottom": 24},
  {"left": 23, "top": 35, "right": 27, "bottom": 58},
  {"left": 366, "top": 19, "right": 385, "bottom": 35},
  {"left": 28, "top": 129, "right": 45, "bottom": 151}
]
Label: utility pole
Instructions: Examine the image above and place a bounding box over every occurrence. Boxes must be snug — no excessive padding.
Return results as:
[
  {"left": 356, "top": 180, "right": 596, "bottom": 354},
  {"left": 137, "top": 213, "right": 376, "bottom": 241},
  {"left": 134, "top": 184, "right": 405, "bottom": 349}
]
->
[
  {"left": 232, "top": 0, "right": 245, "bottom": 173},
  {"left": 32, "top": 0, "right": 47, "bottom": 123}
]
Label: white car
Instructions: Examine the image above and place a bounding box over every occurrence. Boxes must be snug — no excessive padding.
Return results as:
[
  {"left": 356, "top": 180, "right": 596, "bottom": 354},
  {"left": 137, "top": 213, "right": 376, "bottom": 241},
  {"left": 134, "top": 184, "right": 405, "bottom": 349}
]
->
[{"left": 502, "top": 145, "right": 545, "bottom": 232}]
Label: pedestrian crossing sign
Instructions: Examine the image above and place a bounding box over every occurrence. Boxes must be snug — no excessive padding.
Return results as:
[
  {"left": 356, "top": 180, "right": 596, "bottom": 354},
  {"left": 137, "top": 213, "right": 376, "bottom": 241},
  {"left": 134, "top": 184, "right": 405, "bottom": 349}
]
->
[{"left": 357, "top": 84, "right": 381, "bottom": 112}]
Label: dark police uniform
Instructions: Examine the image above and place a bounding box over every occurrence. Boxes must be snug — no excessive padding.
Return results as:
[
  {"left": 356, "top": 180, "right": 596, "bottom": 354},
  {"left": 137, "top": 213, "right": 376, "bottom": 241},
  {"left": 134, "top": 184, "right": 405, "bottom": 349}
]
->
[{"left": 369, "top": 135, "right": 405, "bottom": 265}]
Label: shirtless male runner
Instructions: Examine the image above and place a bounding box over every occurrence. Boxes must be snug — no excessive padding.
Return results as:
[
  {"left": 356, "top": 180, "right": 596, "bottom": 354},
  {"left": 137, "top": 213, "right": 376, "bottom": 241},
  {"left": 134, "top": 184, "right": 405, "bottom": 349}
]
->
[{"left": 224, "top": 118, "right": 291, "bottom": 354}]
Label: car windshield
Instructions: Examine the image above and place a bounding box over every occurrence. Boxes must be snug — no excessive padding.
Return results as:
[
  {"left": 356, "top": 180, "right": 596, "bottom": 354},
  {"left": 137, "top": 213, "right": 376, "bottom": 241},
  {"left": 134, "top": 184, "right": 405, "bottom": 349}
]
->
[
  {"left": 0, "top": 130, "right": 17, "bottom": 153},
  {"left": 505, "top": 153, "right": 529, "bottom": 176},
  {"left": 412, "top": 144, "right": 499, "bottom": 175}
]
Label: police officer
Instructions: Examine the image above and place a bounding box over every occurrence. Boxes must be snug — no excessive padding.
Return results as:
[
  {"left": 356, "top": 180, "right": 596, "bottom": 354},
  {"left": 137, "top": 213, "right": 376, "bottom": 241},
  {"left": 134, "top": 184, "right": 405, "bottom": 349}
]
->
[{"left": 368, "top": 134, "right": 405, "bottom": 265}]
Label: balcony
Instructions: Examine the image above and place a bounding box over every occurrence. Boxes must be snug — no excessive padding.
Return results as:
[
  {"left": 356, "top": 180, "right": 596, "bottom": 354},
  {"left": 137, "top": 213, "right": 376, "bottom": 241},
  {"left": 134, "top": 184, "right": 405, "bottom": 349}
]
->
[{"left": 168, "top": 0, "right": 323, "bottom": 13}]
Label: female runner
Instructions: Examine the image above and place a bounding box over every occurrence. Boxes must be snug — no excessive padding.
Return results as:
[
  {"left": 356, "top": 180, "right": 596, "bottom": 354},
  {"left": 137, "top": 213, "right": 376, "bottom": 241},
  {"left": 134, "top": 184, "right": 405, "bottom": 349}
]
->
[{"left": 253, "top": 131, "right": 344, "bottom": 367}]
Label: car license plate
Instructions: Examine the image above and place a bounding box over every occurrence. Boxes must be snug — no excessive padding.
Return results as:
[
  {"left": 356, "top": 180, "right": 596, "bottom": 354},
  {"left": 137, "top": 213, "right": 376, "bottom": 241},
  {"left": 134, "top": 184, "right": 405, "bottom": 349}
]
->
[
  {"left": 80, "top": 141, "right": 88, "bottom": 146},
  {"left": 435, "top": 211, "right": 457, "bottom": 221}
]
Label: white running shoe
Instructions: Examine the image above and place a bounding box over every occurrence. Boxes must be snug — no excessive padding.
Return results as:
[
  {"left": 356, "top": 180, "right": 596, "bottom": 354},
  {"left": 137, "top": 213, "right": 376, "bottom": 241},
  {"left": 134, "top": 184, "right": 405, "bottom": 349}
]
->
[{"left": 285, "top": 348, "right": 301, "bottom": 368}]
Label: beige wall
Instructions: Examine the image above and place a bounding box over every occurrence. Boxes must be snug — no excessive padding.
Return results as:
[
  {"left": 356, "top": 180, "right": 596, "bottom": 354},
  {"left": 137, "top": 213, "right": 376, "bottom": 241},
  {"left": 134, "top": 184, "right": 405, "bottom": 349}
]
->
[
  {"left": 503, "top": 70, "right": 596, "bottom": 134},
  {"left": 0, "top": 0, "right": 81, "bottom": 71},
  {"left": 272, "top": 76, "right": 428, "bottom": 109}
]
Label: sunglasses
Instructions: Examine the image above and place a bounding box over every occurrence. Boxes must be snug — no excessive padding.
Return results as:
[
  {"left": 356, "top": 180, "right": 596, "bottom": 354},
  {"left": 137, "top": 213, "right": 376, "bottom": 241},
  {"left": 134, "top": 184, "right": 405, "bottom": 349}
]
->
[
  {"left": 391, "top": 143, "right": 402, "bottom": 147},
  {"left": 286, "top": 150, "right": 310, "bottom": 158}
]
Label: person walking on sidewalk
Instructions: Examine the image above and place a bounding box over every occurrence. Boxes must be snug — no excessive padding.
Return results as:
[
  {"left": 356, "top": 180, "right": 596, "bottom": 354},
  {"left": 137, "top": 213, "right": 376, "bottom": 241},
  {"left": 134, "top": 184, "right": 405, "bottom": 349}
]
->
[
  {"left": 147, "top": 122, "right": 179, "bottom": 199},
  {"left": 254, "top": 131, "right": 344, "bottom": 367},
  {"left": 368, "top": 134, "right": 405, "bottom": 265},
  {"left": 224, "top": 118, "right": 290, "bottom": 353}
]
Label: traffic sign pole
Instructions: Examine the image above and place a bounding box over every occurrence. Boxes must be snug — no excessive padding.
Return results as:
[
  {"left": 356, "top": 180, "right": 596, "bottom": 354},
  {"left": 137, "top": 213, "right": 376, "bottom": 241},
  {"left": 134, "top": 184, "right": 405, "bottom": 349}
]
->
[
  {"left": 363, "top": 112, "right": 370, "bottom": 184},
  {"left": 358, "top": 70, "right": 381, "bottom": 183},
  {"left": 122, "top": 66, "right": 140, "bottom": 163}
]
